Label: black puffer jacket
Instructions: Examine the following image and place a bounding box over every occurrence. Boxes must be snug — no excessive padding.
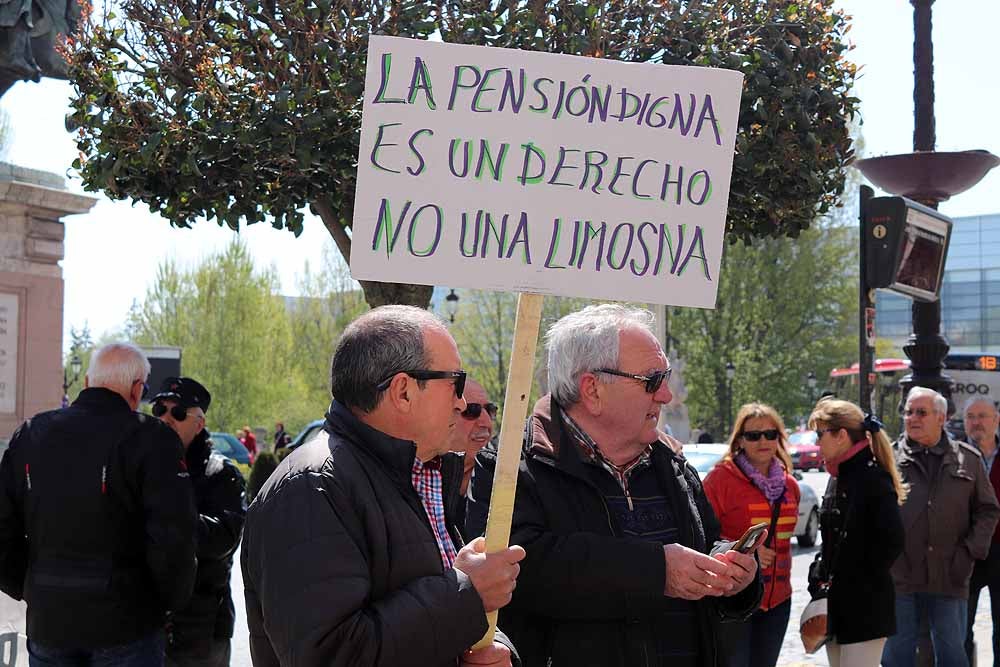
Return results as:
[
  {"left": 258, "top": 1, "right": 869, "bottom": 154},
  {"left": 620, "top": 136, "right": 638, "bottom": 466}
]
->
[
  {"left": 811, "top": 448, "right": 903, "bottom": 644},
  {"left": 467, "top": 396, "right": 762, "bottom": 667},
  {"left": 0, "top": 388, "right": 197, "bottom": 648},
  {"left": 168, "top": 430, "right": 246, "bottom": 655},
  {"left": 241, "top": 401, "right": 518, "bottom": 667}
]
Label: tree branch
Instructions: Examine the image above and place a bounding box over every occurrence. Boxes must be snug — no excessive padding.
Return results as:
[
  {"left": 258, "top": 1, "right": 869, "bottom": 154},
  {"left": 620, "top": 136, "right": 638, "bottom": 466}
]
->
[{"left": 313, "top": 196, "right": 352, "bottom": 267}]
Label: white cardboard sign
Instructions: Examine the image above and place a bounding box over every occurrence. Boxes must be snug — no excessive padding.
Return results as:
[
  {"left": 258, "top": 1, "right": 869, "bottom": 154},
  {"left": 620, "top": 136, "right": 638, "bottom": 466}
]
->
[{"left": 351, "top": 36, "right": 743, "bottom": 308}]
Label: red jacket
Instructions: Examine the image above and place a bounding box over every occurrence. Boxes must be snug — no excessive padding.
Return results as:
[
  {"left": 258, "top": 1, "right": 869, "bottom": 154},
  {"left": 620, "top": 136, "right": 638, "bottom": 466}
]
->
[{"left": 703, "top": 459, "right": 800, "bottom": 611}]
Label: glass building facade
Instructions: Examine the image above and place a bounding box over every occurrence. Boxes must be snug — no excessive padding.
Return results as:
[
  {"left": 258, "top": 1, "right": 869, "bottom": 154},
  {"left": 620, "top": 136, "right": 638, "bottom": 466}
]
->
[{"left": 876, "top": 212, "right": 1000, "bottom": 352}]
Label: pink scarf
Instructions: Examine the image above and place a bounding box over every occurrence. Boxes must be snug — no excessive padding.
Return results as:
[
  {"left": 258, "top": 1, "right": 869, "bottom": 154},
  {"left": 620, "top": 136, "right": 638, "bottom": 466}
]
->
[{"left": 827, "top": 440, "right": 870, "bottom": 477}]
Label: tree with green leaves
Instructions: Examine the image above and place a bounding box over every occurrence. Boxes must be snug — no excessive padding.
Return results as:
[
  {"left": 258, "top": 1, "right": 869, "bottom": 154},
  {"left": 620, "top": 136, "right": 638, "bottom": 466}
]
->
[
  {"left": 126, "top": 239, "right": 305, "bottom": 432},
  {"left": 66, "top": 0, "right": 858, "bottom": 308},
  {"left": 670, "top": 222, "right": 858, "bottom": 437}
]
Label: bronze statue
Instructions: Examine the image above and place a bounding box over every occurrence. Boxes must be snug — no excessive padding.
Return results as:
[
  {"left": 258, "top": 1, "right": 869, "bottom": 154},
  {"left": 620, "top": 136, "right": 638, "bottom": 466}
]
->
[{"left": 0, "top": 0, "right": 79, "bottom": 97}]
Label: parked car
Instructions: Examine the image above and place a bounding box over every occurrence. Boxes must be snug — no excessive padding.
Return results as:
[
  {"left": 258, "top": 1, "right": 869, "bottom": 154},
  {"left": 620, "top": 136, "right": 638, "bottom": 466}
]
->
[
  {"left": 682, "top": 443, "right": 820, "bottom": 547},
  {"left": 288, "top": 419, "right": 326, "bottom": 452},
  {"left": 787, "top": 430, "right": 823, "bottom": 472},
  {"left": 209, "top": 431, "right": 252, "bottom": 478}
]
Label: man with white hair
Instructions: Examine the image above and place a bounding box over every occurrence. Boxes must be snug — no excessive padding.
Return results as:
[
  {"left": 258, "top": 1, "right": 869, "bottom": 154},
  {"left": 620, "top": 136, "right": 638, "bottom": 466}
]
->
[
  {"left": 468, "top": 304, "right": 762, "bottom": 666},
  {"left": 0, "top": 342, "right": 197, "bottom": 666},
  {"left": 449, "top": 378, "right": 495, "bottom": 539},
  {"left": 964, "top": 396, "right": 1000, "bottom": 666},
  {"left": 882, "top": 387, "right": 1000, "bottom": 667}
]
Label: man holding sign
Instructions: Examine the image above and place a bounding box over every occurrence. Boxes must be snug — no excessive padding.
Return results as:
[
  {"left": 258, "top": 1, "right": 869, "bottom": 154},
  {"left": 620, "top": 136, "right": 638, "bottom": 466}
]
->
[
  {"left": 241, "top": 306, "right": 524, "bottom": 667},
  {"left": 468, "top": 305, "right": 762, "bottom": 666}
]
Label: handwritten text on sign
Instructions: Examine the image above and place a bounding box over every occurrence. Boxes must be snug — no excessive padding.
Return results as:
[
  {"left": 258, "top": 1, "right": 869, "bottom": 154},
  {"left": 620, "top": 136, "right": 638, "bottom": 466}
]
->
[{"left": 351, "top": 36, "right": 743, "bottom": 308}]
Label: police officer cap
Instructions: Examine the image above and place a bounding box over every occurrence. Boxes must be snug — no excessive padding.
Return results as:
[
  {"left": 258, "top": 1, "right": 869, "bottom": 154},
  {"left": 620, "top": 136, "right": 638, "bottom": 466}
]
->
[{"left": 152, "top": 376, "right": 211, "bottom": 412}]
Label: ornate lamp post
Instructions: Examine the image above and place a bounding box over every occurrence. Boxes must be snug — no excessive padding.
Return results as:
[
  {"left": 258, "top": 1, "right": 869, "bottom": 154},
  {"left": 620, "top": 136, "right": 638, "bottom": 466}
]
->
[
  {"left": 444, "top": 289, "right": 460, "bottom": 323},
  {"left": 62, "top": 354, "right": 82, "bottom": 408},
  {"left": 807, "top": 371, "right": 817, "bottom": 405},
  {"left": 855, "top": 0, "right": 999, "bottom": 415}
]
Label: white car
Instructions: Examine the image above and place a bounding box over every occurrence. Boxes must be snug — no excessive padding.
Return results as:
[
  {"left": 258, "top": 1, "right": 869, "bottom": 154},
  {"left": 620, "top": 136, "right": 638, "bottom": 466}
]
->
[{"left": 683, "top": 443, "right": 820, "bottom": 547}]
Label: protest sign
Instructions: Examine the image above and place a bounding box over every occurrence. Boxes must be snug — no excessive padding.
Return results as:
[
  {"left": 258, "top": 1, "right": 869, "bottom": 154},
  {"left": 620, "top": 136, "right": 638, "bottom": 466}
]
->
[
  {"left": 352, "top": 35, "right": 743, "bottom": 650},
  {"left": 352, "top": 35, "right": 743, "bottom": 308}
]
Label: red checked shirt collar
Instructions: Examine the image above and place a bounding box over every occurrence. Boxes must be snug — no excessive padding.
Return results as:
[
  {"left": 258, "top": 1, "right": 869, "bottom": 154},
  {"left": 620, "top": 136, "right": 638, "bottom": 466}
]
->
[{"left": 411, "top": 457, "right": 458, "bottom": 569}]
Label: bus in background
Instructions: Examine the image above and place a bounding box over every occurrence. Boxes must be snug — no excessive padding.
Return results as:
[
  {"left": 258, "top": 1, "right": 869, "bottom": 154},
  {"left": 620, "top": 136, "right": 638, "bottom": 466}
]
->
[{"left": 827, "top": 354, "right": 1000, "bottom": 442}]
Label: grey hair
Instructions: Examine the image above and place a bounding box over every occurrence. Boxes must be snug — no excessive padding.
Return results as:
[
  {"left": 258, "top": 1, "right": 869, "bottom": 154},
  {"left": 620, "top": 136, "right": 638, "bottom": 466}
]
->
[
  {"left": 906, "top": 386, "right": 948, "bottom": 415},
  {"left": 86, "top": 343, "right": 150, "bottom": 391},
  {"left": 963, "top": 395, "right": 998, "bottom": 416},
  {"left": 545, "top": 304, "right": 656, "bottom": 406},
  {"left": 330, "top": 305, "right": 445, "bottom": 412}
]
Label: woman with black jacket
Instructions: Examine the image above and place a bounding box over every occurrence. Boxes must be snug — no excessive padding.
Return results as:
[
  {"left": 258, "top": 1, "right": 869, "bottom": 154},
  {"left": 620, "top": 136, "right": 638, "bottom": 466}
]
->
[{"left": 807, "top": 398, "right": 906, "bottom": 667}]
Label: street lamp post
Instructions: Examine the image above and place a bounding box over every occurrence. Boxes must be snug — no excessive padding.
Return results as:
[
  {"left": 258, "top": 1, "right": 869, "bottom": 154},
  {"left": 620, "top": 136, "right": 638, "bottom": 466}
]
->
[
  {"left": 62, "top": 354, "right": 82, "bottom": 408},
  {"left": 807, "top": 371, "right": 817, "bottom": 405},
  {"left": 725, "top": 361, "right": 735, "bottom": 435},
  {"left": 855, "top": 0, "right": 999, "bottom": 416},
  {"left": 444, "top": 289, "right": 460, "bottom": 324}
]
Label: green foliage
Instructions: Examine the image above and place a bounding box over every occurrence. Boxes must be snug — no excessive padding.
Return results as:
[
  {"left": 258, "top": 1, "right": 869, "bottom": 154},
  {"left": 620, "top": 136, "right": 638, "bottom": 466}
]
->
[
  {"left": 671, "top": 222, "right": 858, "bottom": 436},
  {"left": 246, "top": 451, "right": 279, "bottom": 501},
  {"left": 126, "top": 239, "right": 315, "bottom": 432},
  {"left": 66, "top": 0, "right": 858, "bottom": 308}
]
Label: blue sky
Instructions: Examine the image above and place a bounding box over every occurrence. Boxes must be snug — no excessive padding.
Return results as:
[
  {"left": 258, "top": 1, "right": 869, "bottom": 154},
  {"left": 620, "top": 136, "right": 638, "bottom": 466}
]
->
[{"left": 3, "top": 0, "right": 998, "bottom": 347}]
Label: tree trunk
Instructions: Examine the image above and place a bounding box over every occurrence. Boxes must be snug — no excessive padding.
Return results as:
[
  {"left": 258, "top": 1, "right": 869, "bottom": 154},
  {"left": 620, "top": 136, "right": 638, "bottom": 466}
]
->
[{"left": 312, "top": 196, "right": 434, "bottom": 309}]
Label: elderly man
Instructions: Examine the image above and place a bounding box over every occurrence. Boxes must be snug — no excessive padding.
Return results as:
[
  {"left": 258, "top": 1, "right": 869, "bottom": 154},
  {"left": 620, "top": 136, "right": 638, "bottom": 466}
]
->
[
  {"left": 449, "top": 378, "right": 496, "bottom": 539},
  {"left": 151, "top": 377, "right": 246, "bottom": 667},
  {"left": 0, "top": 343, "right": 197, "bottom": 666},
  {"left": 468, "top": 304, "right": 762, "bottom": 666},
  {"left": 964, "top": 396, "right": 1000, "bottom": 666},
  {"left": 241, "top": 305, "right": 525, "bottom": 667},
  {"left": 882, "top": 387, "right": 1000, "bottom": 667}
]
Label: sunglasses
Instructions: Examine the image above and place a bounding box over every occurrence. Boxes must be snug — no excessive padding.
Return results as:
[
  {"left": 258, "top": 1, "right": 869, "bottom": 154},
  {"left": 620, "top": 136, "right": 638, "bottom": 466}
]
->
[
  {"left": 376, "top": 369, "right": 467, "bottom": 399},
  {"left": 594, "top": 368, "right": 672, "bottom": 394},
  {"left": 462, "top": 402, "right": 498, "bottom": 420},
  {"left": 904, "top": 408, "right": 930, "bottom": 418},
  {"left": 152, "top": 402, "right": 197, "bottom": 422},
  {"left": 742, "top": 429, "right": 779, "bottom": 442},
  {"left": 814, "top": 428, "right": 836, "bottom": 440}
]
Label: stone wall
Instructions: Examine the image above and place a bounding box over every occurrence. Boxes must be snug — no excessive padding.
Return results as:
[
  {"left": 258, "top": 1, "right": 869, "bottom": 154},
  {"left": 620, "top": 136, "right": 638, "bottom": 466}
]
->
[{"left": 0, "top": 164, "right": 95, "bottom": 441}]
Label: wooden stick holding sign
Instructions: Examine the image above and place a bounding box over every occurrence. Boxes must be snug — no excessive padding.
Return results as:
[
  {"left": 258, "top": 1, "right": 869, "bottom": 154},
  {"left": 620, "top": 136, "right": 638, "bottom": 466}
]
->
[{"left": 470, "top": 292, "right": 544, "bottom": 649}]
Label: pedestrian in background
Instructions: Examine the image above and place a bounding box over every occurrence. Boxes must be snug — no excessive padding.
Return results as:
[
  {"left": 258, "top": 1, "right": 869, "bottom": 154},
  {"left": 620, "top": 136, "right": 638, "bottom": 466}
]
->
[
  {"left": 272, "top": 422, "right": 290, "bottom": 451},
  {"left": 704, "top": 403, "right": 800, "bottom": 667},
  {"left": 0, "top": 343, "right": 197, "bottom": 667},
  {"left": 240, "top": 426, "right": 257, "bottom": 463},
  {"left": 882, "top": 387, "right": 1000, "bottom": 667},
  {"left": 963, "top": 396, "right": 1000, "bottom": 666},
  {"left": 807, "top": 398, "right": 905, "bottom": 667}
]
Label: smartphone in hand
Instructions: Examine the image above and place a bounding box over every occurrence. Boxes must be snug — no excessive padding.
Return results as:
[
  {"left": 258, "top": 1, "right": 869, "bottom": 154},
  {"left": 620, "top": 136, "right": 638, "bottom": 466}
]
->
[{"left": 732, "top": 522, "right": 769, "bottom": 554}]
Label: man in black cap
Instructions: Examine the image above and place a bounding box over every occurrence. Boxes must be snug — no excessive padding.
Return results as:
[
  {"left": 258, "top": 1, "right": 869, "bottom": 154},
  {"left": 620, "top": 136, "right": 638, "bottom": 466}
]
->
[{"left": 152, "top": 377, "right": 246, "bottom": 667}]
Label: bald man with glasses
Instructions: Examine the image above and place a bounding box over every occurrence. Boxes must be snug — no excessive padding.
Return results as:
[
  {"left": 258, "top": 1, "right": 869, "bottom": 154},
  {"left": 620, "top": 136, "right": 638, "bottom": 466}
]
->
[
  {"left": 241, "top": 306, "right": 524, "bottom": 667},
  {"left": 467, "top": 304, "right": 762, "bottom": 667}
]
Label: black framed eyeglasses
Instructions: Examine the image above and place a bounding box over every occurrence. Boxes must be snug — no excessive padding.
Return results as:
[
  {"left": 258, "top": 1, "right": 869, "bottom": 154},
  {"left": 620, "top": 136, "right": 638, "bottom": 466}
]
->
[
  {"left": 742, "top": 429, "right": 779, "bottom": 442},
  {"left": 462, "top": 402, "right": 498, "bottom": 421},
  {"left": 376, "top": 369, "right": 467, "bottom": 399},
  {"left": 152, "top": 402, "right": 195, "bottom": 422},
  {"left": 593, "top": 368, "right": 672, "bottom": 394}
]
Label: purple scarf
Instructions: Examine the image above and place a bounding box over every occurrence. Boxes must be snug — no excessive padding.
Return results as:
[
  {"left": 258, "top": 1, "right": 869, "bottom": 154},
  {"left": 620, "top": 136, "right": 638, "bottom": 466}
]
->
[{"left": 735, "top": 451, "right": 786, "bottom": 502}]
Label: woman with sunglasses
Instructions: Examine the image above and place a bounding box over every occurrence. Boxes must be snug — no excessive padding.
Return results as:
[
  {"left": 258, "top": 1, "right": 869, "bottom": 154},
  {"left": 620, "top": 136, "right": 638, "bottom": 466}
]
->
[
  {"left": 806, "top": 398, "right": 905, "bottom": 667},
  {"left": 703, "top": 403, "right": 800, "bottom": 667}
]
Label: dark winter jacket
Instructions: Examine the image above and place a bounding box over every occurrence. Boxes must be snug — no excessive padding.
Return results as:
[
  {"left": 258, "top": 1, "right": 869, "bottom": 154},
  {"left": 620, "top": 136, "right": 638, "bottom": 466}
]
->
[
  {"left": 814, "top": 447, "right": 904, "bottom": 644},
  {"left": 167, "top": 430, "right": 246, "bottom": 656},
  {"left": 466, "top": 396, "right": 762, "bottom": 667},
  {"left": 241, "top": 400, "right": 519, "bottom": 667},
  {"left": 0, "top": 388, "right": 197, "bottom": 648},
  {"left": 892, "top": 434, "right": 1000, "bottom": 598}
]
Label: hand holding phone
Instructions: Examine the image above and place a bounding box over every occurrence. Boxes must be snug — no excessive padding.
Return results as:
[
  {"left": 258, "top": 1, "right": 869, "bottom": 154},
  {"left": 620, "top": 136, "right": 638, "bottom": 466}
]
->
[{"left": 732, "top": 522, "right": 769, "bottom": 554}]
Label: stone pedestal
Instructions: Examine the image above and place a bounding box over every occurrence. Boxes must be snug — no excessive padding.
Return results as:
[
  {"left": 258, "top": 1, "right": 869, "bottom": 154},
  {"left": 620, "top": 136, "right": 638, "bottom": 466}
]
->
[{"left": 0, "top": 163, "right": 95, "bottom": 441}]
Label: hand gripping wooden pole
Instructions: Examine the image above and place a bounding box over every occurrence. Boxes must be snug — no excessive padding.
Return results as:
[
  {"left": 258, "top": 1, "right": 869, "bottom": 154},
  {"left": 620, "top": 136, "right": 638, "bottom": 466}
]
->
[{"left": 471, "top": 292, "right": 544, "bottom": 650}]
